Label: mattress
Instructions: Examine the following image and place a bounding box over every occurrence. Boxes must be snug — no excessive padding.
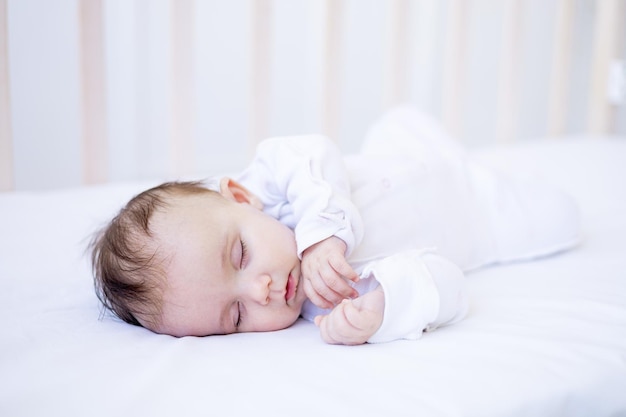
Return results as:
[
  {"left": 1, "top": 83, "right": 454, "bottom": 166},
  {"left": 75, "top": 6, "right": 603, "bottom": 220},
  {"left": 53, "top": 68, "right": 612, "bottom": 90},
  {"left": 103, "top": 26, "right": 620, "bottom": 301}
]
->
[{"left": 1, "top": 137, "right": 625, "bottom": 416}]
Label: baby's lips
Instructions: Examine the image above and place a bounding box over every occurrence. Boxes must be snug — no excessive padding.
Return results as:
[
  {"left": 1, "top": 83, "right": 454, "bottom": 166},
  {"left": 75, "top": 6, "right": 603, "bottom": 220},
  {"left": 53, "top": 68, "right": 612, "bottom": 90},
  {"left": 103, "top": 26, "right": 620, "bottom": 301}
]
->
[{"left": 285, "top": 273, "right": 296, "bottom": 302}]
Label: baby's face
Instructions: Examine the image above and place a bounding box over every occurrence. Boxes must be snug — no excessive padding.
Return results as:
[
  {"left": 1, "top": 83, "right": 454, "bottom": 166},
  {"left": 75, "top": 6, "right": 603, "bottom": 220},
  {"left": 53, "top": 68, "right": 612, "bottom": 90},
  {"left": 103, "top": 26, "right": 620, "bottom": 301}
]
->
[{"left": 149, "top": 184, "right": 307, "bottom": 337}]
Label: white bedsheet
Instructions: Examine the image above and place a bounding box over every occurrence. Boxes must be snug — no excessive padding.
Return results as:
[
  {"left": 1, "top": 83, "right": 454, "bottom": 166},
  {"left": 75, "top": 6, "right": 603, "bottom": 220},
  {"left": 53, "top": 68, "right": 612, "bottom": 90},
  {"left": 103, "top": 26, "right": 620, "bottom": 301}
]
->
[{"left": 1, "top": 137, "right": 625, "bottom": 417}]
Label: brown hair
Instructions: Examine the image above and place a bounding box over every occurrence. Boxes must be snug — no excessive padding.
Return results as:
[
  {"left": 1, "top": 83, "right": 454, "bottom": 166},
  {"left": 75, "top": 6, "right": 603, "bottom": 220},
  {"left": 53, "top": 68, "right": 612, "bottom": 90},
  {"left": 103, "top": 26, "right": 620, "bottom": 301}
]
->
[{"left": 90, "top": 180, "right": 216, "bottom": 329}]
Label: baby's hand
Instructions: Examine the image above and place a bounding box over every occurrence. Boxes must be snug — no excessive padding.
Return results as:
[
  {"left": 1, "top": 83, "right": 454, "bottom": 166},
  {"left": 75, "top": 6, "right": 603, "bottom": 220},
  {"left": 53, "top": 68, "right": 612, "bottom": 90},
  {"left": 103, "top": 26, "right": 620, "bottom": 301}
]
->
[
  {"left": 301, "top": 236, "right": 359, "bottom": 309},
  {"left": 314, "top": 286, "right": 385, "bottom": 345}
]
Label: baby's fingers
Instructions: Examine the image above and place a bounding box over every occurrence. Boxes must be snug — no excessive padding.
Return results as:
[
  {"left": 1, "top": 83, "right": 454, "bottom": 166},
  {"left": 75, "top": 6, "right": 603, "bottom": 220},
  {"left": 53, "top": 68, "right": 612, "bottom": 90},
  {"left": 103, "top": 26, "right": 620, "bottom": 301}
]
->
[
  {"left": 304, "top": 278, "right": 335, "bottom": 309},
  {"left": 306, "top": 264, "right": 356, "bottom": 306},
  {"left": 318, "top": 262, "right": 358, "bottom": 300},
  {"left": 316, "top": 300, "right": 369, "bottom": 345},
  {"left": 314, "top": 314, "right": 338, "bottom": 344},
  {"left": 315, "top": 303, "right": 348, "bottom": 345},
  {"left": 328, "top": 254, "right": 359, "bottom": 283}
]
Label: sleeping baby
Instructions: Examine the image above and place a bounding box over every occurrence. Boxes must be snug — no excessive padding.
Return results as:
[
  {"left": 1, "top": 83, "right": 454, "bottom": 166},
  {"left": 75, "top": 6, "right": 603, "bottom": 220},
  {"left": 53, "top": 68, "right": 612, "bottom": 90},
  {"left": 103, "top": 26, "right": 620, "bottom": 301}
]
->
[{"left": 90, "top": 107, "right": 581, "bottom": 345}]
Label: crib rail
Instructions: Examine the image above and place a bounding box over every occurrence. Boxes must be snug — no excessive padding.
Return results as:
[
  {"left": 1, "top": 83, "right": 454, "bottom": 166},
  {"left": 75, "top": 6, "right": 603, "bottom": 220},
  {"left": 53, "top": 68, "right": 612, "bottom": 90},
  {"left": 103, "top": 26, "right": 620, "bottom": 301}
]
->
[{"left": 1, "top": 0, "right": 625, "bottom": 191}]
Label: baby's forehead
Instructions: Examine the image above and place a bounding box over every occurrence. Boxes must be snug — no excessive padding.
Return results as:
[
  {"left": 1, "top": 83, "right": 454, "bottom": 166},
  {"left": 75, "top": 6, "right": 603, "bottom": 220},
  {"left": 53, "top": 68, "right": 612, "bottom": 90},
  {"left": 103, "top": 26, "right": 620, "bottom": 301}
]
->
[{"left": 150, "top": 191, "right": 229, "bottom": 240}]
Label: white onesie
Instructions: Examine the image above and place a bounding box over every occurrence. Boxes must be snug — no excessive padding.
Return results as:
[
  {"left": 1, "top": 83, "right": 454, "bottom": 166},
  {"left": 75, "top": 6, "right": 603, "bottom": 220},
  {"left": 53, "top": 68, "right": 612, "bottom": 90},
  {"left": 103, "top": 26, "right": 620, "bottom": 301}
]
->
[{"left": 235, "top": 107, "right": 581, "bottom": 343}]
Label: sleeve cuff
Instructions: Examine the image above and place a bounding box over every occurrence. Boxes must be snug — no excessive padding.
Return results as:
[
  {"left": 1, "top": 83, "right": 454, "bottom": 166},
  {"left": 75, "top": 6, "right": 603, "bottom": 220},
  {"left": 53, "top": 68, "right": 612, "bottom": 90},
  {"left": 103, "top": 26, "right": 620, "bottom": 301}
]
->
[{"left": 363, "top": 250, "right": 441, "bottom": 344}]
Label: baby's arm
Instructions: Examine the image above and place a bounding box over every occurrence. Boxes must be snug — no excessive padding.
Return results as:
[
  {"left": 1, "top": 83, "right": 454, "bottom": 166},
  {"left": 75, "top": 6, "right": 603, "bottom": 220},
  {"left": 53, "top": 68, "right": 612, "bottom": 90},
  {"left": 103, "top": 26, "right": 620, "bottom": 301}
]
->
[
  {"left": 237, "top": 135, "right": 364, "bottom": 260},
  {"left": 301, "top": 236, "right": 359, "bottom": 309},
  {"left": 237, "top": 135, "right": 365, "bottom": 309},
  {"left": 314, "top": 286, "right": 385, "bottom": 345},
  {"left": 366, "top": 249, "right": 468, "bottom": 344},
  {"left": 306, "top": 249, "right": 469, "bottom": 345}
]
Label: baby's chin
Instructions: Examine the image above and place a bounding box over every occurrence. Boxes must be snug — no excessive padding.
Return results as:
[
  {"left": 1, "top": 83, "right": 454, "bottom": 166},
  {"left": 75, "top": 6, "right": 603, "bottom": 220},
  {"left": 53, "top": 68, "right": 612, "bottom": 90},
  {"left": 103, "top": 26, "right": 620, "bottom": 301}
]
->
[{"left": 266, "top": 306, "right": 305, "bottom": 332}]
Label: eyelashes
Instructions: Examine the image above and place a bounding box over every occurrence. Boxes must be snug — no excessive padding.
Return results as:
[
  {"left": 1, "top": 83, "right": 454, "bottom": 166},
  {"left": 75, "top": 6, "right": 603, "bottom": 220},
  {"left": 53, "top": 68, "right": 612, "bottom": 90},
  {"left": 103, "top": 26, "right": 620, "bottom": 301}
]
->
[
  {"left": 236, "top": 301, "right": 243, "bottom": 328},
  {"left": 240, "top": 238, "right": 248, "bottom": 268}
]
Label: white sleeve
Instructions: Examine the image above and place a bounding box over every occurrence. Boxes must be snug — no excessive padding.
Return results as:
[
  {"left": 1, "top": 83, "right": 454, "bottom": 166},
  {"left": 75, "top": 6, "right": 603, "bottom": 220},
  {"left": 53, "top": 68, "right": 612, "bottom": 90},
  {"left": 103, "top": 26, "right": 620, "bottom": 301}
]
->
[
  {"left": 236, "top": 135, "right": 364, "bottom": 257},
  {"left": 365, "top": 249, "right": 469, "bottom": 344}
]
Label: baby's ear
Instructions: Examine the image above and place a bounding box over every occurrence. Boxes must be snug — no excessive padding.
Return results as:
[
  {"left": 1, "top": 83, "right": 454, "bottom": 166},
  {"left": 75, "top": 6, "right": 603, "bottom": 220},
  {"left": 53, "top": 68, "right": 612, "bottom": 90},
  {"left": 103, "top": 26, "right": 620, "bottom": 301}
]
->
[{"left": 219, "top": 177, "right": 264, "bottom": 210}]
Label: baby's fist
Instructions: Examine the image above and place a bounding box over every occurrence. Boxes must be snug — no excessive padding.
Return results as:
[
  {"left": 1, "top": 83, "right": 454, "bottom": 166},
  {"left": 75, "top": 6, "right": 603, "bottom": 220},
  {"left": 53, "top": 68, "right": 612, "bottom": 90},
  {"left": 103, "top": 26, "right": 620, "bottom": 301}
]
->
[{"left": 314, "top": 287, "right": 384, "bottom": 345}]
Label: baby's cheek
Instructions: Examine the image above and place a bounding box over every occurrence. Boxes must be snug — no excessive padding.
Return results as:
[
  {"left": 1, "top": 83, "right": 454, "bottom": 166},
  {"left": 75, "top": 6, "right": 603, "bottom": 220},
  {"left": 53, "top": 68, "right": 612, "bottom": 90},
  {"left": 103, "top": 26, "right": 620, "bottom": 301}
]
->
[
  {"left": 278, "top": 308, "right": 301, "bottom": 329},
  {"left": 252, "top": 308, "right": 299, "bottom": 332}
]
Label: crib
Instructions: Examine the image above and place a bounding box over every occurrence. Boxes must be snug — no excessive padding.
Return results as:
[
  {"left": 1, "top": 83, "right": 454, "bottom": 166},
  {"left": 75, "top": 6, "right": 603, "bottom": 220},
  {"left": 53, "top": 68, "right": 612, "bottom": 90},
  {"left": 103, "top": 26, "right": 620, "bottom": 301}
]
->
[
  {"left": 1, "top": 1, "right": 626, "bottom": 416},
  {"left": 2, "top": 0, "right": 626, "bottom": 191}
]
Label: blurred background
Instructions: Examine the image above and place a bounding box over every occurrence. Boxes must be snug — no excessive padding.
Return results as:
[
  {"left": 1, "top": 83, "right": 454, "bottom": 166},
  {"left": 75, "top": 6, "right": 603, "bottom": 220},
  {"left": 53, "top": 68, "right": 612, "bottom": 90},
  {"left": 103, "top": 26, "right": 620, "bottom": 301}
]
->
[{"left": 1, "top": 0, "right": 625, "bottom": 191}]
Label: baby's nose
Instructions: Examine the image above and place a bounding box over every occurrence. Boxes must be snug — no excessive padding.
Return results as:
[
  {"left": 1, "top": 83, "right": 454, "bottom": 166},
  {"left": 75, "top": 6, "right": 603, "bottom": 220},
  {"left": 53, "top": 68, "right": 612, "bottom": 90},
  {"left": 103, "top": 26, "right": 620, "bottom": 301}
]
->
[{"left": 250, "top": 274, "right": 271, "bottom": 305}]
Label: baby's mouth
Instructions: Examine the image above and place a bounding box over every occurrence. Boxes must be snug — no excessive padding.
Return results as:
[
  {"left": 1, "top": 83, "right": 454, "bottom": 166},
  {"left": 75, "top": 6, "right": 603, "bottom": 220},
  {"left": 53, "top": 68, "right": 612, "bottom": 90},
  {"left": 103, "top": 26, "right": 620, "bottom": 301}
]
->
[{"left": 285, "top": 273, "right": 296, "bottom": 303}]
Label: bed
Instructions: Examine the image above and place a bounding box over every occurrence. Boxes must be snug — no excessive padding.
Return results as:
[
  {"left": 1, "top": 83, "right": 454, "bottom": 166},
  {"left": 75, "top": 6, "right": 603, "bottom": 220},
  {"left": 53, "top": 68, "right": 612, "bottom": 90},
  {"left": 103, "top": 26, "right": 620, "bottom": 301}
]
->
[
  {"left": 2, "top": 1, "right": 626, "bottom": 415},
  {"left": 1, "top": 135, "right": 625, "bottom": 416}
]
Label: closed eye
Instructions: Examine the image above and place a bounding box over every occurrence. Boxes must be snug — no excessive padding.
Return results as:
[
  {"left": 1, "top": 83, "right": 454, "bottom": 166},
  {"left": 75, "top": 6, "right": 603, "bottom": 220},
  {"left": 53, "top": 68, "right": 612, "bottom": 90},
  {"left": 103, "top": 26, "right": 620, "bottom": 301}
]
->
[
  {"left": 236, "top": 301, "right": 243, "bottom": 328},
  {"left": 240, "top": 238, "right": 248, "bottom": 268}
]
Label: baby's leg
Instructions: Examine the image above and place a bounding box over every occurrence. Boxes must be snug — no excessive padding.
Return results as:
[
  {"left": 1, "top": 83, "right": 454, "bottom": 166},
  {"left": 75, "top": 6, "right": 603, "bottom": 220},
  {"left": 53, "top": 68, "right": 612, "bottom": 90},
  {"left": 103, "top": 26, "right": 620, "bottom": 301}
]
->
[{"left": 480, "top": 168, "right": 582, "bottom": 263}]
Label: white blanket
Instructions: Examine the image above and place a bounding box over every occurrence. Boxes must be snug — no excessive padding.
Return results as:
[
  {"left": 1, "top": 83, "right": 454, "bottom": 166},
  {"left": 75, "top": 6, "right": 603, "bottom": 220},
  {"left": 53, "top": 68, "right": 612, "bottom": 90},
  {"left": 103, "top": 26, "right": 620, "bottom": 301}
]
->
[{"left": 1, "top": 137, "right": 625, "bottom": 417}]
